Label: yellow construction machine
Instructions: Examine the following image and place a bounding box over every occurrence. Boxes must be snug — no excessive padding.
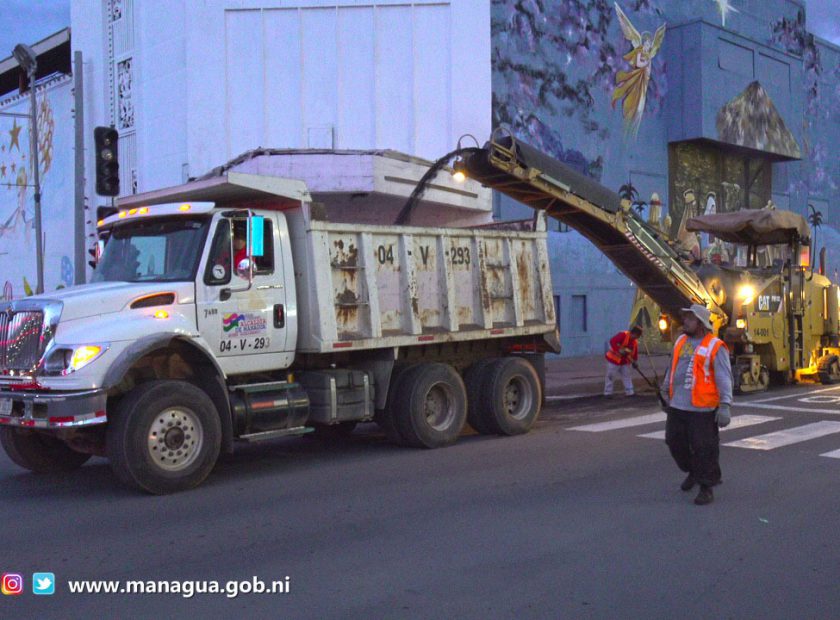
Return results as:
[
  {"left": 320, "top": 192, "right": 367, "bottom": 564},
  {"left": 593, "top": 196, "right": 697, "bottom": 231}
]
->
[{"left": 455, "top": 131, "right": 840, "bottom": 393}]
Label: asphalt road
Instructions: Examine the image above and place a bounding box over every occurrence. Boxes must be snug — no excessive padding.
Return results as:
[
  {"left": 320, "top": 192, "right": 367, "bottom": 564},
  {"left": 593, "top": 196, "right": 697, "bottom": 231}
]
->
[{"left": 3, "top": 383, "right": 840, "bottom": 618}]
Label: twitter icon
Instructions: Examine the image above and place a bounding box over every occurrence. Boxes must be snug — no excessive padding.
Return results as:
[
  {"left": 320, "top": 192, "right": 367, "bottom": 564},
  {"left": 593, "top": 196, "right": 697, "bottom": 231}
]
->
[{"left": 32, "top": 573, "right": 55, "bottom": 596}]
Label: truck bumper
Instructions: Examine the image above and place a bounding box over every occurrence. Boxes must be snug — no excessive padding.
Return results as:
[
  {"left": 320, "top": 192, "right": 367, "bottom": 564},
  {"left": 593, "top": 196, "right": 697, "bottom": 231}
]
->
[{"left": 0, "top": 389, "right": 107, "bottom": 429}]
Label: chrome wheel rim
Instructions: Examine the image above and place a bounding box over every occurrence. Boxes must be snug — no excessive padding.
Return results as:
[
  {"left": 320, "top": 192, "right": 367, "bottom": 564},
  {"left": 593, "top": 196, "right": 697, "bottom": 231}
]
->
[{"left": 147, "top": 407, "right": 203, "bottom": 472}]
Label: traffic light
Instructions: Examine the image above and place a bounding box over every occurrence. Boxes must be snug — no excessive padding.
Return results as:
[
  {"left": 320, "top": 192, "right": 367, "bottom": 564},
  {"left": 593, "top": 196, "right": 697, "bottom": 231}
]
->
[{"left": 94, "top": 126, "right": 120, "bottom": 196}]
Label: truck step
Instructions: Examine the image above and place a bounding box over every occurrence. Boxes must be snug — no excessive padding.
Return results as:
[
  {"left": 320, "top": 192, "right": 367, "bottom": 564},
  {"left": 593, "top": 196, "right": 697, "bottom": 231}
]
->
[{"left": 236, "top": 426, "right": 314, "bottom": 443}]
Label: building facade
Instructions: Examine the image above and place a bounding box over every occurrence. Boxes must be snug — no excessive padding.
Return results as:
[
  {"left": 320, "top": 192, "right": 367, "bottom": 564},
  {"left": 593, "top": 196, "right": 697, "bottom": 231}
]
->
[
  {"left": 0, "top": 29, "right": 76, "bottom": 298},
  {"left": 66, "top": 0, "right": 840, "bottom": 356},
  {"left": 492, "top": 0, "right": 840, "bottom": 355}
]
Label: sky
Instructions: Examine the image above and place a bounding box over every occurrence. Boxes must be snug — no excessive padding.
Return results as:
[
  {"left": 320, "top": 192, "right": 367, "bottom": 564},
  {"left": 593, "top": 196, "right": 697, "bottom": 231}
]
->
[
  {"left": 0, "top": 0, "right": 837, "bottom": 60},
  {"left": 0, "top": 0, "right": 70, "bottom": 59}
]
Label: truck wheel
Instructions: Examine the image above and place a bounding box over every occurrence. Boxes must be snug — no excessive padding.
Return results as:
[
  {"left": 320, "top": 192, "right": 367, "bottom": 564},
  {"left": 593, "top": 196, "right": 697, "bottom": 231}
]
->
[
  {"left": 106, "top": 380, "right": 222, "bottom": 494},
  {"left": 375, "top": 364, "right": 415, "bottom": 446},
  {"left": 0, "top": 428, "right": 91, "bottom": 473},
  {"left": 394, "top": 363, "right": 467, "bottom": 448},
  {"left": 464, "top": 358, "right": 495, "bottom": 434},
  {"left": 477, "top": 357, "right": 541, "bottom": 435},
  {"left": 818, "top": 355, "right": 840, "bottom": 385}
]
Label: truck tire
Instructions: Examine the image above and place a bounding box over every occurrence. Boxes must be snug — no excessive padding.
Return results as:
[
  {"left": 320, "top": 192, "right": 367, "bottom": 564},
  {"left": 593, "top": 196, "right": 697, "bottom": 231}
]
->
[
  {"left": 393, "top": 363, "right": 467, "bottom": 448},
  {"left": 465, "top": 358, "right": 496, "bottom": 434},
  {"left": 0, "top": 428, "right": 91, "bottom": 473},
  {"left": 375, "top": 364, "right": 415, "bottom": 446},
  {"left": 818, "top": 355, "right": 840, "bottom": 385},
  {"left": 106, "top": 380, "right": 222, "bottom": 494},
  {"left": 476, "top": 357, "right": 541, "bottom": 435}
]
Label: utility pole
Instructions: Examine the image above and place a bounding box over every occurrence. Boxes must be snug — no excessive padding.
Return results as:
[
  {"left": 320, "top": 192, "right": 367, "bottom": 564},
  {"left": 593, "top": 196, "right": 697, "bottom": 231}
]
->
[
  {"left": 74, "top": 51, "right": 86, "bottom": 285},
  {"left": 13, "top": 43, "right": 44, "bottom": 295}
]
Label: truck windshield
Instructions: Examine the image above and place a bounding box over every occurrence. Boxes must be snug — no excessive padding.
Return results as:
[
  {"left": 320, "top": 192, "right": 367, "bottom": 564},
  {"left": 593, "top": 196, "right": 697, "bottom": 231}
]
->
[{"left": 92, "top": 216, "right": 209, "bottom": 283}]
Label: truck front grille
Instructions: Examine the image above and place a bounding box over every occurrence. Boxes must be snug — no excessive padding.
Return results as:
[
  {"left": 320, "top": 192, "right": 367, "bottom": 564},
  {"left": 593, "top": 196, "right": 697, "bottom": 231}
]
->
[{"left": 0, "top": 310, "right": 44, "bottom": 374}]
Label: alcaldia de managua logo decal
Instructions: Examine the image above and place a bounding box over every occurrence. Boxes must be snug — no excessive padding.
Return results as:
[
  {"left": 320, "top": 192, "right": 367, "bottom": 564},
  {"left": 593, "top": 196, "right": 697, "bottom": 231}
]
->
[{"left": 222, "top": 313, "right": 267, "bottom": 336}]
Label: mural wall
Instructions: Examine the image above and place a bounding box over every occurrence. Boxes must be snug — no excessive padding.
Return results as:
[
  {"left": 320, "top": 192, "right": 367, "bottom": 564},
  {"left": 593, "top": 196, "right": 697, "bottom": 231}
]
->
[
  {"left": 0, "top": 76, "right": 75, "bottom": 300},
  {"left": 491, "top": 0, "right": 840, "bottom": 355}
]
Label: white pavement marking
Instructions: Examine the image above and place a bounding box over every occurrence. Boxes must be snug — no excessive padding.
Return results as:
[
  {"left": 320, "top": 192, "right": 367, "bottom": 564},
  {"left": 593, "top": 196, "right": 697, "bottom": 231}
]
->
[
  {"left": 723, "top": 421, "right": 840, "bottom": 450},
  {"left": 747, "top": 403, "right": 840, "bottom": 416},
  {"left": 820, "top": 448, "right": 840, "bottom": 459},
  {"left": 637, "top": 414, "right": 780, "bottom": 440},
  {"left": 746, "top": 385, "right": 840, "bottom": 404},
  {"left": 798, "top": 395, "right": 840, "bottom": 404},
  {"left": 568, "top": 412, "right": 665, "bottom": 432}
]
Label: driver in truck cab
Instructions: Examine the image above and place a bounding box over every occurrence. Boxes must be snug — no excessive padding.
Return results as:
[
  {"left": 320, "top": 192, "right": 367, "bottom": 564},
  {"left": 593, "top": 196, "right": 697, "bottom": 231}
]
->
[{"left": 212, "top": 220, "right": 249, "bottom": 279}]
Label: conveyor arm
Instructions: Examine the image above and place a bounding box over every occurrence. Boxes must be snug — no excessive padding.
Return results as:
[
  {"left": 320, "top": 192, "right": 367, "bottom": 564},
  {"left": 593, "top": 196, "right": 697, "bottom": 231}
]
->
[{"left": 462, "top": 134, "right": 724, "bottom": 323}]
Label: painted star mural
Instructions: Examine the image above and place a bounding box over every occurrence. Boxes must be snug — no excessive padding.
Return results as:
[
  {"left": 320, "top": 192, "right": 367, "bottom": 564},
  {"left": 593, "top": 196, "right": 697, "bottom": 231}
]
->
[
  {"left": 8, "top": 119, "right": 22, "bottom": 152},
  {"left": 713, "top": 0, "right": 739, "bottom": 28},
  {"left": 0, "top": 94, "right": 55, "bottom": 240}
]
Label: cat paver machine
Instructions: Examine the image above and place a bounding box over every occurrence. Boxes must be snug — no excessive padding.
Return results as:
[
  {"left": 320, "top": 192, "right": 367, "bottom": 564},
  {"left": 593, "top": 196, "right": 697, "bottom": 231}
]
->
[{"left": 455, "top": 132, "right": 840, "bottom": 393}]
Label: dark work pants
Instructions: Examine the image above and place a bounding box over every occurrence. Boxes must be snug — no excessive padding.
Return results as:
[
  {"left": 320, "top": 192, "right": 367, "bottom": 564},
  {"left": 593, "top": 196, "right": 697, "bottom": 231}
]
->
[{"left": 665, "top": 407, "right": 722, "bottom": 487}]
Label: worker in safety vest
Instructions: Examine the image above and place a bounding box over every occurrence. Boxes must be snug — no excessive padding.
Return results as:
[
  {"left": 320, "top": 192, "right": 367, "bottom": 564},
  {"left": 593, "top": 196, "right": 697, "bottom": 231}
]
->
[
  {"left": 661, "top": 304, "right": 733, "bottom": 506},
  {"left": 604, "top": 325, "right": 643, "bottom": 397}
]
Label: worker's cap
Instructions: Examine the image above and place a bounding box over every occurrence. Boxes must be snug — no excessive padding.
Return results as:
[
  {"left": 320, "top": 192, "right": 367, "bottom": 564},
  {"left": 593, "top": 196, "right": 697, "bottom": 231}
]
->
[
  {"left": 680, "top": 304, "right": 713, "bottom": 331},
  {"left": 630, "top": 325, "right": 643, "bottom": 335}
]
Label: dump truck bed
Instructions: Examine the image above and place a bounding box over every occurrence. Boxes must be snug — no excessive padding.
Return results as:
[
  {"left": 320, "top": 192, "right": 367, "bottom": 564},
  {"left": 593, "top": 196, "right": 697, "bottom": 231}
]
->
[{"left": 285, "top": 205, "right": 557, "bottom": 353}]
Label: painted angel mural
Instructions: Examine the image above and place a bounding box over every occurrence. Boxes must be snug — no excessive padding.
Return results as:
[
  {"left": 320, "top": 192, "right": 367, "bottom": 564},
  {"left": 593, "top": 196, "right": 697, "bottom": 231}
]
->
[{"left": 611, "top": 3, "right": 666, "bottom": 137}]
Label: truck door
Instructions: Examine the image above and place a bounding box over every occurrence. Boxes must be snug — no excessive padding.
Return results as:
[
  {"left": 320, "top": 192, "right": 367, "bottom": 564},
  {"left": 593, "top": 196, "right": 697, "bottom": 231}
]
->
[{"left": 196, "top": 211, "right": 293, "bottom": 375}]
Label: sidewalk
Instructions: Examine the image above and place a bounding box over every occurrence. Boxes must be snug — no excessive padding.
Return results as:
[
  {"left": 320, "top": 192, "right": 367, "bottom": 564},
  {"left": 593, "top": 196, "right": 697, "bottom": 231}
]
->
[{"left": 544, "top": 353, "right": 671, "bottom": 399}]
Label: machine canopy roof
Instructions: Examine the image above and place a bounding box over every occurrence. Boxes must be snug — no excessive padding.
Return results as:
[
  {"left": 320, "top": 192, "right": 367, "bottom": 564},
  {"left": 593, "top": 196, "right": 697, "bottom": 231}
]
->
[{"left": 686, "top": 209, "right": 810, "bottom": 245}]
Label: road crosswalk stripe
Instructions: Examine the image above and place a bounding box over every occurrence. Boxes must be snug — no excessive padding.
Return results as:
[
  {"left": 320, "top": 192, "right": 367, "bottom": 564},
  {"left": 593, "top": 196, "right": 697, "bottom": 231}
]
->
[
  {"left": 747, "top": 385, "right": 840, "bottom": 404},
  {"left": 637, "top": 414, "right": 780, "bottom": 440},
  {"left": 568, "top": 412, "right": 665, "bottom": 432},
  {"left": 747, "top": 403, "right": 840, "bottom": 416},
  {"left": 723, "top": 421, "right": 840, "bottom": 450}
]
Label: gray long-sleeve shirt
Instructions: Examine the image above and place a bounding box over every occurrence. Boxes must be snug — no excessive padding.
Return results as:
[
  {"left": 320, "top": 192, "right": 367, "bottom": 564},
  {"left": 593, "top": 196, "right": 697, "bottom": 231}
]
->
[{"left": 661, "top": 335, "right": 733, "bottom": 412}]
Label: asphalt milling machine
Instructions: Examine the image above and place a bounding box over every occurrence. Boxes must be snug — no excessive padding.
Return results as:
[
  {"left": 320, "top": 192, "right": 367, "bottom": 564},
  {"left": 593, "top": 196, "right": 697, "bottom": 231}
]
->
[{"left": 451, "top": 131, "right": 840, "bottom": 394}]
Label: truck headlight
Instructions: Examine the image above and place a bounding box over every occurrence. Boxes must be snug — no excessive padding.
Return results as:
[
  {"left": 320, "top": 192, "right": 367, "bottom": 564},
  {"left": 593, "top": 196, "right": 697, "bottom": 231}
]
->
[
  {"left": 737, "top": 284, "right": 756, "bottom": 305},
  {"left": 42, "top": 344, "right": 109, "bottom": 375},
  {"left": 736, "top": 318, "right": 746, "bottom": 329}
]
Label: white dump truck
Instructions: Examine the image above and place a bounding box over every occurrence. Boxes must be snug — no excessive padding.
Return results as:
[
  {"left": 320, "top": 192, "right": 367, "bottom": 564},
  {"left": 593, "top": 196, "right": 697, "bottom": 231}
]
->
[{"left": 0, "top": 171, "right": 559, "bottom": 493}]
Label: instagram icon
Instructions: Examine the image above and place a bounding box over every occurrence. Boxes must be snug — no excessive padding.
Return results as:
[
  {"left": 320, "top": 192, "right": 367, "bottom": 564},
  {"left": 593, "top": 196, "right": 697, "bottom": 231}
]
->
[{"left": 1, "top": 573, "right": 24, "bottom": 596}]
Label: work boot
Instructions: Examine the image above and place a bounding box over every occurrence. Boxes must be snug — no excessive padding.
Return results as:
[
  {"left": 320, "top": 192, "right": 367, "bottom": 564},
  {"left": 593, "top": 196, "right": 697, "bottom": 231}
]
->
[
  {"left": 694, "top": 485, "right": 714, "bottom": 505},
  {"left": 680, "top": 474, "right": 696, "bottom": 492}
]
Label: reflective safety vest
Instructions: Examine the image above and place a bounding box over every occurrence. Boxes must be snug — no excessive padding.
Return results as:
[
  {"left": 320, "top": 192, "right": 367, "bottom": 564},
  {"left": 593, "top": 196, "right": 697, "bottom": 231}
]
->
[
  {"left": 668, "top": 333, "right": 727, "bottom": 409},
  {"left": 605, "top": 331, "right": 636, "bottom": 365}
]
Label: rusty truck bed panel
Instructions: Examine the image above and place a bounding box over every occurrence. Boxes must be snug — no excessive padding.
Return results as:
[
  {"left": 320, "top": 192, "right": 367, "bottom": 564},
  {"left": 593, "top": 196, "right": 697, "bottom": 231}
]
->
[{"left": 286, "top": 206, "right": 556, "bottom": 353}]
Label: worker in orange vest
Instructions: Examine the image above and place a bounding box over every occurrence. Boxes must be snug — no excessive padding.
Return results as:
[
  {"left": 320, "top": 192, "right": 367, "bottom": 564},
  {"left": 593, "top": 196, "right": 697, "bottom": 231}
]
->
[
  {"left": 661, "top": 304, "right": 733, "bottom": 506},
  {"left": 604, "top": 325, "right": 643, "bottom": 397}
]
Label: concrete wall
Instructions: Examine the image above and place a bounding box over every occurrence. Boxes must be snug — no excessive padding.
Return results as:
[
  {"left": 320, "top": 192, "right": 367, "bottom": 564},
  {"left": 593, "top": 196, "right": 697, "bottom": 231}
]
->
[
  {"left": 0, "top": 76, "right": 76, "bottom": 297},
  {"left": 68, "top": 0, "right": 839, "bottom": 357},
  {"left": 492, "top": 0, "right": 840, "bottom": 356},
  {"left": 71, "top": 0, "right": 492, "bottom": 193}
]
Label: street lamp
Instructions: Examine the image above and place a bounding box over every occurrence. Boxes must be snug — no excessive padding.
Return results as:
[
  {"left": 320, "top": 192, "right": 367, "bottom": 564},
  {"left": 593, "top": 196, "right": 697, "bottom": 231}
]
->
[{"left": 12, "top": 43, "right": 44, "bottom": 295}]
